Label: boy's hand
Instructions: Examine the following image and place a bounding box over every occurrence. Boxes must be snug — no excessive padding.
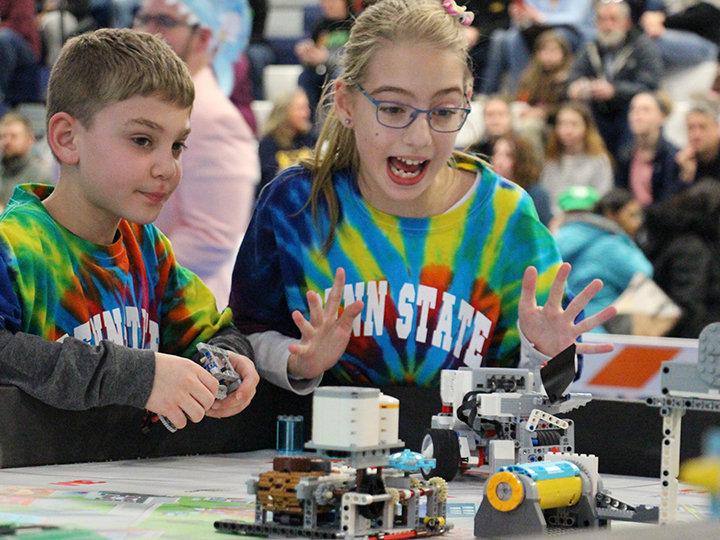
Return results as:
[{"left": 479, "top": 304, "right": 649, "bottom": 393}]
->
[
  {"left": 206, "top": 353, "right": 259, "bottom": 418},
  {"left": 287, "top": 267, "right": 364, "bottom": 380},
  {"left": 145, "top": 352, "right": 219, "bottom": 430},
  {"left": 518, "top": 263, "right": 616, "bottom": 357}
]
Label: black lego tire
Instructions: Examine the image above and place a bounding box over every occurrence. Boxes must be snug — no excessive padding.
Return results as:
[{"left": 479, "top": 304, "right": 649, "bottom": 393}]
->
[{"left": 420, "top": 428, "right": 461, "bottom": 481}]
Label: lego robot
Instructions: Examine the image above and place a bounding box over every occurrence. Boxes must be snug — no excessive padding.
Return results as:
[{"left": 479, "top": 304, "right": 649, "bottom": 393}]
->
[
  {"left": 474, "top": 453, "right": 659, "bottom": 537},
  {"left": 215, "top": 387, "right": 451, "bottom": 539},
  {"left": 421, "top": 345, "right": 592, "bottom": 480}
]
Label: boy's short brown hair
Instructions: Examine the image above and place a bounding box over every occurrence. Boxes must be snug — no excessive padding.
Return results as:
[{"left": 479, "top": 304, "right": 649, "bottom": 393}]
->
[{"left": 46, "top": 28, "right": 194, "bottom": 127}]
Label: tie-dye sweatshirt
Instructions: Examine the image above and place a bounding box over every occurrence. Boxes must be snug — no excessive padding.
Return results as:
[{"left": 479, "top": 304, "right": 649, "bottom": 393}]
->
[
  {"left": 0, "top": 184, "right": 251, "bottom": 410},
  {"left": 230, "top": 155, "right": 562, "bottom": 387}
]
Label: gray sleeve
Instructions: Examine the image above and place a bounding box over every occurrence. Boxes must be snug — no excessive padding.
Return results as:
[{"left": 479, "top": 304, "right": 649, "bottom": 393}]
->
[
  {"left": 0, "top": 329, "right": 155, "bottom": 410},
  {"left": 196, "top": 324, "right": 254, "bottom": 362},
  {"left": 247, "top": 331, "right": 322, "bottom": 395}
]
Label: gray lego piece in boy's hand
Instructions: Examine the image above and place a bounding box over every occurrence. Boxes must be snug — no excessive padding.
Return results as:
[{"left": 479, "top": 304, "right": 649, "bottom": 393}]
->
[
  {"left": 196, "top": 342, "right": 241, "bottom": 399},
  {"left": 160, "top": 343, "right": 241, "bottom": 432}
]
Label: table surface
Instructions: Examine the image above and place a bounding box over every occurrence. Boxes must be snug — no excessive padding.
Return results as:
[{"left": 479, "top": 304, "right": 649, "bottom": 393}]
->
[{"left": 0, "top": 450, "right": 711, "bottom": 539}]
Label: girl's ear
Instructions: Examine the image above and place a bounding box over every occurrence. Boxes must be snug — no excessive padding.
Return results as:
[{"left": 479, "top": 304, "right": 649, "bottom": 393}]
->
[
  {"left": 334, "top": 79, "right": 355, "bottom": 127},
  {"left": 47, "top": 112, "right": 80, "bottom": 166}
]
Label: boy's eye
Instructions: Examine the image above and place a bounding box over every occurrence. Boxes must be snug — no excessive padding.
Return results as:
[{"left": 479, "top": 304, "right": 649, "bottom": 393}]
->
[{"left": 172, "top": 142, "right": 188, "bottom": 157}]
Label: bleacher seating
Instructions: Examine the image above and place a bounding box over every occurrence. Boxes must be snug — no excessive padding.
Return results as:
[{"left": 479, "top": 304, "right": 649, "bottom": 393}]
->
[
  {"left": 251, "top": 99, "right": 273, "bottom": 134},
  {"left": 263, "top": 64, "right": 303, "bottom": 102}
]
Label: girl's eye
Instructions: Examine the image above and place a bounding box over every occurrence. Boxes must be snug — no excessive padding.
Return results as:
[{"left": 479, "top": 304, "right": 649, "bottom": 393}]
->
[
  {"left": 378, "top": 104, "right": 408, "bottom": 116},
  {"left": 433, "top": 108, "right": 456, "bottom": 118}
]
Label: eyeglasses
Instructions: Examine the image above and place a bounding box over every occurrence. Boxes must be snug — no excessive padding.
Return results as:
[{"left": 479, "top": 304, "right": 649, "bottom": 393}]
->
[
  {"left": 134, "top": 13, "right": 196, "bottom": 30},
  {"left": 356, "top": 83, "right": 471, "bottom": 133}
]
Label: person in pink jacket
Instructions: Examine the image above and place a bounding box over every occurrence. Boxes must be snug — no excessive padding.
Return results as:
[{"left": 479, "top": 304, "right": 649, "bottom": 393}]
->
[{"left": 136, "top": 0, "right": 259, "bottom": 308}]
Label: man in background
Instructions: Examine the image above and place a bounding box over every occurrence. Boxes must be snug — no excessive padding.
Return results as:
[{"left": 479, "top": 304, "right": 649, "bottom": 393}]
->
[
  {"left": 0, "top": 113, "right": 52, "bottom": 208},
  {"left": 136, "top": 0, "right": 259, "bottom": 308}
]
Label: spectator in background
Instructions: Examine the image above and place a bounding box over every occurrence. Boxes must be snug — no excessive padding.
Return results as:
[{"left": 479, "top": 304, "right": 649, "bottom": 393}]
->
[
  {"left": 465, "top": 0, "right": 511, "bottom": 93},
  {"left": 541, "top": 101, "right": 614, "bottom": 213},
  {"left": 644, "top": 178, "right": 720, "bottom": 338},
  {"left": 640, "top": 1, "right": 720, "bottom": 69},
  {"left": 616, "top": 91, "right": 683, "bottom": 206},
  {"left": 111, "top": 0, "right": 142, "bottom": 27},
  {"left": 40, "top": 2, "right": 80, "bottom": 67},
  {"left": 137, "top": 0, "right": 259, "bottom": 308},
  {"left": 0, "top": 113, "right": 53, "bottom": 207},
  {"left": 515, "top": 29, "right": 572, "bottom": 150},
  {"left": 568, "top": 0, "right": 663, "bottom": 155},
  {"left": 40, "top": 1, "right": 141, "bottom": 68},
  {"left": 516, "top": 30, "right": 572, "bottom": 118},
  {"left": 230, "top": 54, "right": 258, "bottom": 134},
  {"left": 675, "top": 99, "right": 720, "bottom": 183},
  {"left": 491, "top": 132, "right": 553, "bottom": 226},
  {"left": 295, "top": 0, "right": 353, "bottom": 123},
  {"left": 246, "top": 0, "right": 274, "bottom": 100},
  {"left": 469, "top": 95, "right": 513, "bottom": 157},
  {"left": 480, "top": 0, "right": 594, "bottom": 95},
  {"left": 555, "top": 186, "right": 652, "bottom": 332},
  {"left": 257, "top": 90, "right": 315, "bottom": 199},
  {"left": 0, "top": 0, "right": 41, "bottom": 109}
]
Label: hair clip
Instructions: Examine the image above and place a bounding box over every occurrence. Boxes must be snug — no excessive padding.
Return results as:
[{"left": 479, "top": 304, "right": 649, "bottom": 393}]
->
[{"left": 442, "top": 0, "right": 475, "bottom": 26}]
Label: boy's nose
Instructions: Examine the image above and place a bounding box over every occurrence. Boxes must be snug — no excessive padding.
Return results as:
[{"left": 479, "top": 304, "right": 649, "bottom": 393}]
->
[{"left": 152, "top": 154, "right": 179, "bottom": 180}]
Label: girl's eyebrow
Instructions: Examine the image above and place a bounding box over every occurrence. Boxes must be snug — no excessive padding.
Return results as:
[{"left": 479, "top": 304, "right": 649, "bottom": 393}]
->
[{"left": 370, "top": 85, "right": 464, "bottom": 99}]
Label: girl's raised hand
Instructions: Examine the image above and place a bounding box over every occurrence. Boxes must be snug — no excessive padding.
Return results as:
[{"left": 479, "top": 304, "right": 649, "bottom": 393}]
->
[
  {"left": 287, "top": 267, "right": 364, "bottom": 379},
  {"left": 518, "top": 263, "right": 616, "bottom": 357}
]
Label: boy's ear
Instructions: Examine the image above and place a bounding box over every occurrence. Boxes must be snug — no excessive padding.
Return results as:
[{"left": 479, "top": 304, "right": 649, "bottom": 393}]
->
[
  {"left": 47, "top": 112, "right": 80, "bottom": 166},
  {"left": 334, "top": 80, "right": 355, "bottom": 126}
]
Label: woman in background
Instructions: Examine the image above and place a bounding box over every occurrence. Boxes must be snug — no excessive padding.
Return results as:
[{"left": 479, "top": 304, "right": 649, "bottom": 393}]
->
[
  {"left": 257, "top": 90, "right": 316, "bottom": 198},
  {"left": 491, "top": 132, "right": 553, "bottom": 226},
  {"left": 616, "top": 91, "right": 683, "bottom": 207},
  {"left": 540, "top": 101, "right": 614, "bottom": 213}
]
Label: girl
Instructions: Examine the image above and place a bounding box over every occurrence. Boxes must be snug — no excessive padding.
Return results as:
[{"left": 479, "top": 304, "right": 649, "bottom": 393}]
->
[
  {"left": 540, "top": 101, "right": 614, "bottom": 213},
  {"left": 230, "top": 0, "right": 614, "bottom": 389},
  {"left": 491, "top": 132, "right": 553, "bottom": 226},
  {"left": 257, "top": 89, "right": 316, "bottom": 198}
]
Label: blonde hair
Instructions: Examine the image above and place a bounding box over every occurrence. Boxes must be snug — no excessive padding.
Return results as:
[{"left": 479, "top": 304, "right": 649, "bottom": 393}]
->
[
  {"left": 302, "top": 0, "right": 472, "bottom": 251},
  {"left": 46, "top": 28, "right": 194, "bottom": 128},
  {"left": 263, "top": 90, "right": 310, "bottom": 148},
  {"left": 546, "top": 101, "right": 609, "bottom": 160}
]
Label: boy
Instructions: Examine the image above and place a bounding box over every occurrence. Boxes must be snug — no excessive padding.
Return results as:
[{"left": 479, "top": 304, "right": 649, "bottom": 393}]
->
[{"left": 0, "top": 28, "right": 259, "bottom": 430}]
